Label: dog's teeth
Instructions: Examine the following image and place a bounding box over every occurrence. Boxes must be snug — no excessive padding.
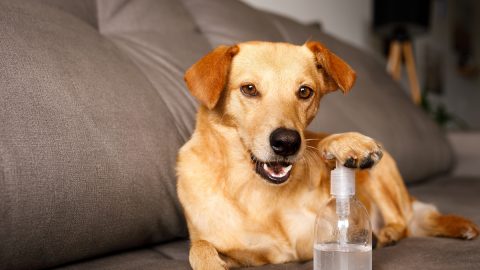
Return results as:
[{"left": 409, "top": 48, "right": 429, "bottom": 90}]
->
[
  {"left": 263, "top": 163, "right": 269, "bottom": 172},
  {"left": 263, "top": 163, "right": 292, "bottom": 178},
  {"left": 284, "top": 165, "right": 292, "bottom": 173}
]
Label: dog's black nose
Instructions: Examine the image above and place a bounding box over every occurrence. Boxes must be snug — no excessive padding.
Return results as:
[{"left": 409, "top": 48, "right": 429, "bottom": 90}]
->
[{"left": 270, "top": 128, "right": 301, "bottom": 157}]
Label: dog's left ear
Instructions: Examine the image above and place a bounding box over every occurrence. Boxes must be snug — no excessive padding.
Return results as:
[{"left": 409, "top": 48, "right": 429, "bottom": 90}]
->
[
  {"left": 184, "top": 45, "right": 240, "bottom": 110},
  {"left": 305, "top": 41, "right": 356, "bottom": 94}
]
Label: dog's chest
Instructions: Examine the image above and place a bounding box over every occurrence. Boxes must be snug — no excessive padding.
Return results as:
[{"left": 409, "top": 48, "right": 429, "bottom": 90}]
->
[
  {"left": 239, "top": 192, "right": 321, "bottom": 261},
  {"left": 224, "top": 206, "right": 316, "bottom": 264},
  {"left": 280, "top": 206, "right": 317, "bottom": 259}
]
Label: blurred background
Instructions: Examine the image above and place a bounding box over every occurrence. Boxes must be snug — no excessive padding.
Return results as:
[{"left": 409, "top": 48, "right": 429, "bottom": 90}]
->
[{"left": 242, "top": 0, "right": 480, "bottom": 131}]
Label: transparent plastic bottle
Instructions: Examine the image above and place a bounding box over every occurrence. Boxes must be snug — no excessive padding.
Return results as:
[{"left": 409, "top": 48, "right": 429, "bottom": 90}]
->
[{"left": 314, "top": 161, "right": 372, "bottom": 270}]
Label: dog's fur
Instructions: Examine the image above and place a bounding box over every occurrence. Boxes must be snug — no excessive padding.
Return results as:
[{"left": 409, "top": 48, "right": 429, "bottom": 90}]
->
[{"left": 177, "top": 41, "right": 479, "bottom": 269}]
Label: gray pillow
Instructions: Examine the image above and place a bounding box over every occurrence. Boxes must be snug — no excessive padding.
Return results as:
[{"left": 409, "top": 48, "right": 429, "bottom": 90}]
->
[
  {"left": 0, "top": 0, "right": 203, "bottom": 268},
  {"left": 181, "top": 0, "right": 284, "bottom": 46},
  {"left": 97, "top": 0, "right": 213, "bottom": 142},
  {"left": 181, "top": 0, "right": 454, "bottom": 183}
]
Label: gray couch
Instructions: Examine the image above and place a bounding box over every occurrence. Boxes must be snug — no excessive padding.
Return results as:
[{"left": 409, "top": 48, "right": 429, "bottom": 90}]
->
[{"left": 1, "top": 0, "right": 478, "bottom": 269}]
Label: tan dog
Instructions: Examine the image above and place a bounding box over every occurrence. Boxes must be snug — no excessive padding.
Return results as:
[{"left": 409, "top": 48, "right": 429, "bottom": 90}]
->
[{"left": 177, "top": 41, "right": 478, "bottom": 269}]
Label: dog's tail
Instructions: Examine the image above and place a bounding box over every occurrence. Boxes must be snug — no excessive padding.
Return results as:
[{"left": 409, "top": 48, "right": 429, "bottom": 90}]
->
[{"left": 407, "top": 200, "right": 479, "bottom": 240}]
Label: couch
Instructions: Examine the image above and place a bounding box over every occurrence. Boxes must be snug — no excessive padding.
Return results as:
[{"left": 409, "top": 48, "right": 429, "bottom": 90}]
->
[{"left": 1, "top": 0, "right": 478, "bottom": 269}]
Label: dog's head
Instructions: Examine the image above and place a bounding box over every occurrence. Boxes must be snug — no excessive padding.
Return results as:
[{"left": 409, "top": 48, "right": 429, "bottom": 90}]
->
[{"left": 185, "top": 41, "right": 356, "bottom": 185}]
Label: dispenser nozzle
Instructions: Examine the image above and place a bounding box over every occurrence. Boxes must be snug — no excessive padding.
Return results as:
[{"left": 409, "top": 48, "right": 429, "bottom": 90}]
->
[{"left": 330, "top": 160, "right": 355, "bottom": 197}]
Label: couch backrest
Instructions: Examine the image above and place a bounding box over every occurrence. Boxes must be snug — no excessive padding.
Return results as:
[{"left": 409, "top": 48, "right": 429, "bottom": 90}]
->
[
  {"left": 0, "top": 0, "right": 453, "bottom": 269},
  {"left": 0, "top": 0, "right": 207, "bottom": 269}
]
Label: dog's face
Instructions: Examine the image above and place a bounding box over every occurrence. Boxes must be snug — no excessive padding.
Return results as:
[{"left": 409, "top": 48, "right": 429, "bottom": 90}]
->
[{"left": 185, "top": 41, "right": 355, "bottom": 185}]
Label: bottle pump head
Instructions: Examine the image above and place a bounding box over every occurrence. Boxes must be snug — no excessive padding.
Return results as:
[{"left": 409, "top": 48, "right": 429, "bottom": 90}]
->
[{"left": 330, "top": 160, "right": 355, "bottom": 197}]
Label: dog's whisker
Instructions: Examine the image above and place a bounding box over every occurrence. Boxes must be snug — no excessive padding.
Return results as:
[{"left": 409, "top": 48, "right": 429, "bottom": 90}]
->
[
  {"left": 306, "top": 147, "right": 322, "bottom": 159},
  {"left": 306, "top": 145, "right": 321, "bottom": 151},
  {"left": 306, "top": 150, "right": 323, "bottom": 163}
]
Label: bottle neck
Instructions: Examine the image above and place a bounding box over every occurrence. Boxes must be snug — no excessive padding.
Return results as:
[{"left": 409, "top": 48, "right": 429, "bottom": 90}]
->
[
  {"left": 335, "top": 195, "right": 352, "bottom": 218},
  {"left": 332, "top": 195, "right": 354, "bottom": 199}
]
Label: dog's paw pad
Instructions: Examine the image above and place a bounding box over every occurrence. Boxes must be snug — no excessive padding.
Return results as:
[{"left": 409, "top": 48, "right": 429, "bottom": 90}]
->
[
  {"left": 359, "top": 155, "right": 374, "bottom": 169},
  {"left": 344, "top": 157, "right": 357, "bottom": 168},
  {"left": 359, "top": 150, "right": 383, "bottom": 169},
  {"left": 342, "top": 150, "right": 383, "bottom": 169}
]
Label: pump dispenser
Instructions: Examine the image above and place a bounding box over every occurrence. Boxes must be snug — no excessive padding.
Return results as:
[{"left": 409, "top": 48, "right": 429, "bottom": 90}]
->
[{"left": 314, "top": 161, "right": 372, "bottom": 270}]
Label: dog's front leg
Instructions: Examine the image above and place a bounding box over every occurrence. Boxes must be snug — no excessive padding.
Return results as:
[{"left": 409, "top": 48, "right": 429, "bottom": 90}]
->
[{"left": 190, "top": 240, "right": 228, "bottom": 270}]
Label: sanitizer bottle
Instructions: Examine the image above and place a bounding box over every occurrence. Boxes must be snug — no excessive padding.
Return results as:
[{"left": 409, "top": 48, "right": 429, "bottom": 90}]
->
[{"left": 314, "top": 161, "right": 372, "bottom": 270}]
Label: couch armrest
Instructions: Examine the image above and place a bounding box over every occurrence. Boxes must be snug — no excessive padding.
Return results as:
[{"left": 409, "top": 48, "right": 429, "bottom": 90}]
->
[{"left": 448, "top": 132, "right": 480, "bottom": 177}]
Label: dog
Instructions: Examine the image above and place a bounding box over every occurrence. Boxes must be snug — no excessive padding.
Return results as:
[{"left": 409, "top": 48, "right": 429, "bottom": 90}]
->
[{"left": 176, "top": 41, "right": 479, "bottom": 269}]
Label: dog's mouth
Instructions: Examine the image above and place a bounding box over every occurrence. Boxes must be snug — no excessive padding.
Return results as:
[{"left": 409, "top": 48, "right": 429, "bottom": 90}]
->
[{"left": 251, "top": 155, "right": 293, "bottom": 184}]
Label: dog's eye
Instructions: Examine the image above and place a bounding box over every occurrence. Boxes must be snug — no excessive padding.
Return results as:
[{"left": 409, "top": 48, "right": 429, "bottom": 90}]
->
[
  {"left": 297, "top": 86, "right": 314, "bottom": 99},
  {"left": 240, "top": 84, "right": 259, "bottom": 97}
]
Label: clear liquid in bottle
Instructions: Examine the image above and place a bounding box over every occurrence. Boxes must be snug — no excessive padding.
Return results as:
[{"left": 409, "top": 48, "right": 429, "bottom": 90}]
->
[{"left": 314, "top": 243, "right": 372, "bottom": 270}]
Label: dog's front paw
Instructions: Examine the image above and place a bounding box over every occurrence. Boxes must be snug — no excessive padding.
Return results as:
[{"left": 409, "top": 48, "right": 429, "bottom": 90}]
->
[
  {"left": 190, "top": 240, "right": 229, "bottom": 270},
  {"left": 377, "top": 223, "right": 406, "bottom": 247},
  {"left": 319, "top": 132, "right": 383, "bottom": 169}
]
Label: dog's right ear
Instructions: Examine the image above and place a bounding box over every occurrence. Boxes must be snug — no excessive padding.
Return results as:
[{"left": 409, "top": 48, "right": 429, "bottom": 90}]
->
[{"left": 184, "top": 45, "right": 239, "bottom": 110}]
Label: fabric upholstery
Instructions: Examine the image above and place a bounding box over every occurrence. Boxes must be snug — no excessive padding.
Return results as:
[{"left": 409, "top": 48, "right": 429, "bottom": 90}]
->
[
  {"left": 180, "top": 0, "right": 284, "bottom": 46},
  {"left": 372, "top": 237, "right": 479, "bottom": 270},
  {"left": 54, "top": 241, "right": 191, "bottom": 270},
  {"left": 181, "top": 0, "right": 454, "bottom": 183},
  {"left": 54, "top": 237, "right": 480, "bottom": 270},
  {"left": 409, "top": 176, "right": 480, "bottom": 224},
  {"left": 97, "top": 0, "right": 212, "bottom": 142},
  {"left": 448, "top": 132, "right": 480, "bottom": 177},
  {"left": 0, "top": 0, "right": 193, "bottom": 268},
  {"left": 40, "top": 0, "right": 98, "bottom": 28},
  {"left": 55, "top": 176, "right": 480, "bottom": 270}
]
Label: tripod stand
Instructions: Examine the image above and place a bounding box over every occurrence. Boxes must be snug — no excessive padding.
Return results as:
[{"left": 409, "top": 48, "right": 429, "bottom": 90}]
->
[{"left": 386, "top": 32, "right": 421, "bottom": 105}]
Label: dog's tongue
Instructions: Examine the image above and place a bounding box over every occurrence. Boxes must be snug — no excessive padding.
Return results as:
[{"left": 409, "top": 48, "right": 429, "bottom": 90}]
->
[{"left": 263, "top": 162, "right": 292, "bottom": 178}]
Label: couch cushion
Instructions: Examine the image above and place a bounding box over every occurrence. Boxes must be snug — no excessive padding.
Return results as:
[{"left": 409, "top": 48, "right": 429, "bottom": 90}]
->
[
  {"left": 448, "top": 132, "right": 480, "bottom": 177},
  {"left": 54, "top": 241, "right": 191, "bottom": 270},
  {"left": 54, "top": 237, "right": 480, "bottom": 270},
  {"left": 40, "top": 0, "right": 98, "bottom": 28},
  {"left": 180, "top": 0, "right": 284, "bottom": 46},
  {"left": 97, "top": 0, "right": 213, "bottom": 141},
  {"left": 57, "top": 176, "right": 480, "bottom": 270},
  {"left": 409, "top": 176, "right": 480, "bottom": 224},
  {"left": 0, "top": 0, "right": 199, "bottom": 268},
  {"left": 373, "top": 236, "right": 480, "bottom": 270},
  {"left": 181, "top": 0, "right": 454, "bottom": 183}
]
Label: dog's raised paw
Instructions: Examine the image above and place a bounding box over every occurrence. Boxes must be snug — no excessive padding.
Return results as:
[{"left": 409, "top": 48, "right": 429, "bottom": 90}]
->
[{"left": 319, "top": 132, "right": 383, "bottom": 169}]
